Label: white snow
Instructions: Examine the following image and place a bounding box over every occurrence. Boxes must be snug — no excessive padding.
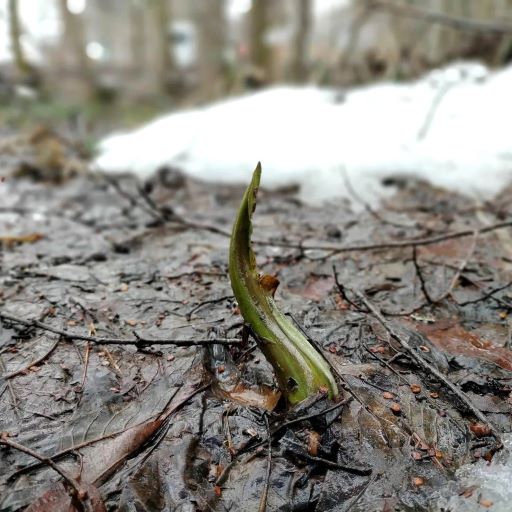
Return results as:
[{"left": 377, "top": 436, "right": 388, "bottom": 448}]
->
[
  {"left": 435, "top": 434, "right": 512, "bottom": 512},
  {"left": 95, "top": 61, "right": 512, "bottom": 206}
]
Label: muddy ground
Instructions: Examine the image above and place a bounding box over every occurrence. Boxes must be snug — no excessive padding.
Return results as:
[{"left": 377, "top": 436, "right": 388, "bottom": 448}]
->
[{"left": 1, "top": 150, "right": 512, "bottom": 511}]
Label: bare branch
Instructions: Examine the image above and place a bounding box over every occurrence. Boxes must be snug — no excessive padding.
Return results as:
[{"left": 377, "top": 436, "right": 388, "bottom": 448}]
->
[{"left": 370, "top": 0, "right": 512, "bottom": 35}]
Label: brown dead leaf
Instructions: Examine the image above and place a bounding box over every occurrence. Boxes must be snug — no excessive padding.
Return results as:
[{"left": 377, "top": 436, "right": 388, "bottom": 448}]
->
[
  {"left": 469, "top": 422, "right": 491, "bottom": 438},
  {"left": 215, "top": 381, "right": 281, "bottom": 411},
  {"left": 417, "top": 321, "right": 512, "bottom": 371},
  {"left": 25, "top": 483, "right": 106, "bottom": 512},
  {"left": 300, "top": 275, "right": 334, "bottom": 301},
  {"left": 0, "top": 232, "right": 44, "bottom": 247},
  {"left": 417, "top": 238, "right": 475, "bottom": 259}
]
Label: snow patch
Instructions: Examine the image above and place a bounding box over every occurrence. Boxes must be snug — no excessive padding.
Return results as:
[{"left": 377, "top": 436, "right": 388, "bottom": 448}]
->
[
  {"left": 95, "top": 62, "right": 512, "bottom": 206},
  {"left": 435, "top": 434, "right": 512, "bottom": 512}
]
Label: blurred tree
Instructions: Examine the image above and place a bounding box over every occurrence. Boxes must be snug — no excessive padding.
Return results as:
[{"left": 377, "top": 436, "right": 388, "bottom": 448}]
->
[
  {"left": 58, "top": 0, "right": 94, "bottom": 95},
  {"left": 194, "top": 0, "right": 227, "bottom": 100},
  {"left": 249, "top": 0, "right": 272, "bottom": 83},
  {"left": 8, "top": 0, "right": 36, "bottom": 81},
  {"left": 129, "top": 0, "right": 146, "bottom": 70},
  {"left": 150, "top": 0, "right": 176, "bottom": 93},
  {"left": 291, "top": 0, "right": 312, "bottom": 82}
]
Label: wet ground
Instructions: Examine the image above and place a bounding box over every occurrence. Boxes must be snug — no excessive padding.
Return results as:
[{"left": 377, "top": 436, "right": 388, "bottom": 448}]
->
[{"left": 1, "top": 147, "right": 512, "bottom": 511}]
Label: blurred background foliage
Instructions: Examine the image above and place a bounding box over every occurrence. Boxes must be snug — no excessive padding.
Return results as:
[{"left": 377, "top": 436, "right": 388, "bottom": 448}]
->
[{"left": 1, "top": 0, "right": 512, "bottom": 137}]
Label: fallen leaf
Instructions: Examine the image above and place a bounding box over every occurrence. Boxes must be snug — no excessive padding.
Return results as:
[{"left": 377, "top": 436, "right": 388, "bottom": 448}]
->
[
  {"left": 0, "top": 233, "right": 44, "bottom": 247},
  {"left": 25, "top": 483, "right": 106, "bottom": 512},
  {"left": 417, "top": 321, "right": 512, "bottom": 371},
  {"left": 469, "top": 423, "right": 491, "bottom": 438},
  {"left": 300, "top": 274, "right": 334, "bottom": 301}
]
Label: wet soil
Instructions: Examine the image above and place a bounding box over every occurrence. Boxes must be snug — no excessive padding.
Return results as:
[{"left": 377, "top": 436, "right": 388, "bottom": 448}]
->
[{"left": 1, "top": 156, "right": 512, "bottom": 511}]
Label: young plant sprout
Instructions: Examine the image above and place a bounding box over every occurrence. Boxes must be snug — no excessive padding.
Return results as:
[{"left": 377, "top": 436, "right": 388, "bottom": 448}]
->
[{"left": 229, "top": 163, "right": 338, "bottom": 404}]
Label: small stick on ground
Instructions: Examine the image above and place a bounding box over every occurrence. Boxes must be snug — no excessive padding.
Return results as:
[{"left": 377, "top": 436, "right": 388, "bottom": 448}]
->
[
  {"left": 79, "top": 342, "right": 91, "bottom": 393},
  {"left": 434, "top": 231, "right": 477, "bottom": 302},
  {"left": 412, "top": 247, "right": 435, "bottom": 304},
  {"left": 412, "top": 233, "right": 477, "bottom": 304},
  {"left": 342, "top": 167, "right": 416, "bottom": 229},
  {"left": 2, "top": 337, "right": 60, "bottom": 380},
  {"left": 459, "top": 278, "right": 512, "bottom": 307},
  {"left": 353, "top": 290, "right": 502, "bottom": 445},
  {"left": 253, "top": 219, "right": 512, "bottom": 255},
  {"left": 0, "top": 355, "right": 20, "bottom": 418},
  {"left": 186, "top": 295, "right": 233, "bottom": 321},
  {"left": 333, "top": 265, "right": 368, "bottom": 312},
  {"left": 0, "top": 433, "right": 93, "bottom": 512},
  {"left": 0, "top": 311, "right": 240, "bottom": 346},
  {"left": 258, "top": 414, "right": 272, "bottom": 512}
]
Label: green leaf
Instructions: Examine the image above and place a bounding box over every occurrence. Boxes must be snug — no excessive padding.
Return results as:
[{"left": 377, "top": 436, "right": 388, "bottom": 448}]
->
[{"left": 229, "top": 163, "right": 338, "bottom": 404}]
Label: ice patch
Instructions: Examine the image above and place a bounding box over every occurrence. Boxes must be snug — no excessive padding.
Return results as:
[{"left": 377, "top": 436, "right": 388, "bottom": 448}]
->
[{"left": 434, "top": 434, "right": 512, "bottom": 512}]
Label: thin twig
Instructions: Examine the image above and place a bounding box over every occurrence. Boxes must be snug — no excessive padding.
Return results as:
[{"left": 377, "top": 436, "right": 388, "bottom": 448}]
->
[
  {"left": 417, "top": 82, "right": 453, "bottom": 140},
  {"left": 8, "top": 386, "right": 185, "bottom": 481},
  {"left": 342, "top": 167, "right": 415, "bottom": 229},
  {"left": 434, "top": 232, "right": 477, "bottom": 302},
  {"left": 258, "top": 414, "right": 272, "bottom": 512},
  {"left": 0, "top": 433, "right": 93, "bottom": 512},
  {"left": 237, "top": 398, "right": 350, "bottom": 456},
  {"left": 413, "top": 233, "right": 477, "bottom": 304},
  {"left": 2, "top": 337, "right": 60, "bottom": 380},
  {"left": 0, "top": 312, "right": 240, "bottom": 346},
  {"left": 186, "top": 295, "right": 233, "bottom": 320},
  {"left": 459, "top": 278, "right": 512, "bottom": 307},
  {"left": 103, "top": 195, "right": 512, "bottom": 257},
  {"left": 333, "top": 265, "right": 368, "bottom": 311},
  {"left": 253, "top": 219, "right": 512, "bottom": 255},
  {"left": 353, "top": 290, "right": 502, "bottom": 445},
  {"left": 370, "top": 0, "right": 512, "bottom": 34},
  {"left": 362, "top": 340, "right": 467, "bottom": 436},
  {"left": 282, "top": 438, "right": 372, "bottom": 475},
  {"left": 79, "top": 342, "right": 91, "bottom": 392},
  {"left": 412, "top": 246, "right": 435, "bottom": 304},
  {"left": 0, "top": 355, "right": 20, "bottom": 417}
]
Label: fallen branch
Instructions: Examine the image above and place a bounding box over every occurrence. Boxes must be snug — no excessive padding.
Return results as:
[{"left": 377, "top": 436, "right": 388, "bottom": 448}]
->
[
  {"left": 412, "top": 246, "right": 435, "bottom": 304},
  {"left": 186, "top": 295, "right": 233, "bottom": 320},
  {"left": 353, "top": 290, "right": 502, "bottom": 445},
  {"left": 458, "top": 278, "right": 512, "bottom": 307},
  {"left": 258, "top": 414, "right": 272, "bottom": 512},
  {"left": 254, "top": 219, "right": 512, "bottom": 256},
  {"left": 2, "top": 338, "right": 60, "bottom": 380},
  {"left": 0, "top": 433, "right": 93, "bottom": 512},
  {"left": 370, "top": 0, "right": 512, "bottom": 35},
  {"left": 0, "top": 312, "right": 240, "bottom": 346}
]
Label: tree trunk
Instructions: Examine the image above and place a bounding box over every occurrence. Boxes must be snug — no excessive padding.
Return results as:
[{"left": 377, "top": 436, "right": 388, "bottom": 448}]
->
[
  {"left": 58, "top": 0, "right": 94, "bottom": 93},
  {"left": 8, "top": 0, "right": 32, "bottom": 77},
  {"left": 194, "top": 0, "right": 227, "bottom": 100},
  {"left": 249, "top": 0, "right": 272, "bottom": 82},
  {"left": 129, "top": 0, "right": 146, "bottom": 71},
  {"left": 291, "top": 0, "right": 312, "bottom": 82},
  {"left": 150, "top": 0, "right": 176, "bottom": 93}
]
